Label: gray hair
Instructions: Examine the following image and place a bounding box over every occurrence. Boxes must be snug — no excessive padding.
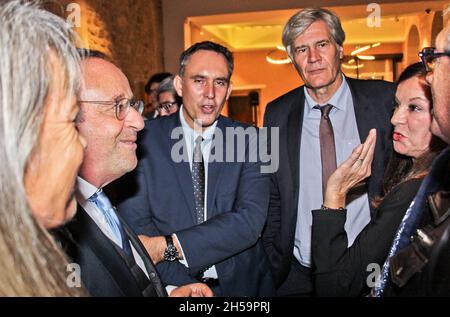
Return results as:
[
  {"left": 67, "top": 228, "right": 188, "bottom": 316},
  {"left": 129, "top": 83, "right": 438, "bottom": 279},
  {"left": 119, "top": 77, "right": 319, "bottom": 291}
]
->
[
  {"left": 282, "top": 7, "right": 346, "bottom": 58},
  {"left": 0, "top": 0, "right": 84, "bottom": 296}
]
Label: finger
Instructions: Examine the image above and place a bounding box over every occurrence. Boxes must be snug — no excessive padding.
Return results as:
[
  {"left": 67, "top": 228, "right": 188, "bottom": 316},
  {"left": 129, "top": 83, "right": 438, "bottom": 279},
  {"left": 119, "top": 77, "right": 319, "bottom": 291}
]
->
[
  {"left": 358, "top": 129, "right": 376, "bottom": 162},
  {"left": 360, "top": 130, "right": 377, "bottom": 175},
  {"left": 341, "top": 143, "right": 363, "bottom": 169}
]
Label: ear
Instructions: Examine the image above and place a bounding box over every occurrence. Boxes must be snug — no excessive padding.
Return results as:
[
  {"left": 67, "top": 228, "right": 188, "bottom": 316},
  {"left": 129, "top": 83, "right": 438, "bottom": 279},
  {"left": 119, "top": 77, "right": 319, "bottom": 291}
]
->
[
  {"left": 173, "top": 75, "right": 183, "bottom": 97},
  {"left": 338, "top": 46, "right": 344, "bottom": 59}
]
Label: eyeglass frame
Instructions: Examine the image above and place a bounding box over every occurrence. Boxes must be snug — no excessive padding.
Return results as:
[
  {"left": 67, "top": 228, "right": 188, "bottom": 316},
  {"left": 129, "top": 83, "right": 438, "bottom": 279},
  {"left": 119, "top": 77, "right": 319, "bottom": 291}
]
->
[
  {"left": 418, "top": 47, "right": 450, "bottom": 72},
  {"left": 156, "top": 101, "right": 178, "bottom": 113},
  {"left": 78, "top": 97, "right": 144, "bottom": 120}
]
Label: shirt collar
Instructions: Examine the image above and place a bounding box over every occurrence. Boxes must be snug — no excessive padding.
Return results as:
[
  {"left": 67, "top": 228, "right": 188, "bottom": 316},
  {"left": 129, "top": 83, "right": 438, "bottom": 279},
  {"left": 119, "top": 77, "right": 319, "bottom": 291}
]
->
[
  {"left": 76, "top": 176, "right": 99, "bottom": 203},
  {"left": 304, "top": 74, "right": 348, "bottom": 112},
  {"left": 179, "top": 105, "right": 218, "bottom": 142}
]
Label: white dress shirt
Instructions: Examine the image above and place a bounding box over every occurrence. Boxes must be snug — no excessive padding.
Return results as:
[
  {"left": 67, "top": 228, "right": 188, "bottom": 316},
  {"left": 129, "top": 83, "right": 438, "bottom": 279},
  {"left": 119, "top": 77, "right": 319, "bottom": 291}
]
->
[{"left": 174, "top": 106, "right": 219, "bottom": 279}]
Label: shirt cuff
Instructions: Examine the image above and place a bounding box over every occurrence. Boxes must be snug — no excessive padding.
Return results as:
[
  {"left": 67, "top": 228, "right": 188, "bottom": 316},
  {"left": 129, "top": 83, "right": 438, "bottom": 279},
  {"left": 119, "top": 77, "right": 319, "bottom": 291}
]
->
[{"left": 173, "top": 233, "right": 189, "bottom": 268}]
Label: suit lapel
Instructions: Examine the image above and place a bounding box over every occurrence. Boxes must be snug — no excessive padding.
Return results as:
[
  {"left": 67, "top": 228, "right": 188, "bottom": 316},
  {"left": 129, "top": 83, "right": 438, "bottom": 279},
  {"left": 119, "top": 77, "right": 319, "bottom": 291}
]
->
[
  {"left": 347, "top": 77, "right": 371, "bottom": 143},
  {"left": 69, "top": 205, "right": 142, "bottom": 296},
  {"left": 166, "top": 115, "right": 197, "bottom": 224},
  {"left": 118, "top": 213, "right": 168, "bottom": 297},
  {"left": 287, "top": 89, "right": 305, "bottom": 192}
]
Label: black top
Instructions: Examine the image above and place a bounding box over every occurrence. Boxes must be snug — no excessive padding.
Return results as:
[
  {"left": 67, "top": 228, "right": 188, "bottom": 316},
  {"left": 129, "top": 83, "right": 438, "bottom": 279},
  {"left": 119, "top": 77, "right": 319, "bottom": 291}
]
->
[{"left": 311, "top": 178, "right": 422, "bottom": 296}]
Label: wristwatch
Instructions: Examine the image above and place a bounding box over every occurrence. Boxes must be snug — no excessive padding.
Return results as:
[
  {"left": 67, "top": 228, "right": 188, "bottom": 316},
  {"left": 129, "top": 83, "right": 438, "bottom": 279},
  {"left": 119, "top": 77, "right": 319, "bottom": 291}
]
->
[{"left": 163, "top": 235, "right": 179, "bottom": 262}]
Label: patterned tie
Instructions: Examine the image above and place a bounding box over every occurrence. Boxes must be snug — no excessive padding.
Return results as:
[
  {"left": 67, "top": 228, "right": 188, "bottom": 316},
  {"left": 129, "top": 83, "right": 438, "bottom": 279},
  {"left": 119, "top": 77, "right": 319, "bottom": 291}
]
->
[
  {"left": 374, "top": 146, "right": 450, "bottom": 296},
  {"left": 88, "top": 189, "right": 133, "bottom": 257},
  {"left": 192, "top": 136, "right": 205, "bottom": 224},
  {"left": 315, "top": 104, "right": 337, "bottom": 194}
]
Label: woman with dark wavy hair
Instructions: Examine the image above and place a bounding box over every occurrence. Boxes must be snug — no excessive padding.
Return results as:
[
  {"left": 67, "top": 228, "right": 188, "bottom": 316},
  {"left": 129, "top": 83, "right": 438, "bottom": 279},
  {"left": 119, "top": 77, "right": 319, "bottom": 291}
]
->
[{"left": 311, "top": 62, "right": 447, "bottom": 297}]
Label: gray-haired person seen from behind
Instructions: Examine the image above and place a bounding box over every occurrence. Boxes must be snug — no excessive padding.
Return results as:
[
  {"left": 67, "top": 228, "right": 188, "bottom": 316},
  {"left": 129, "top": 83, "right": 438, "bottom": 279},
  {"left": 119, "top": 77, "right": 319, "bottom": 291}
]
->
[{"left": 0, "top": 0, "right": 86, "bottom": 296}]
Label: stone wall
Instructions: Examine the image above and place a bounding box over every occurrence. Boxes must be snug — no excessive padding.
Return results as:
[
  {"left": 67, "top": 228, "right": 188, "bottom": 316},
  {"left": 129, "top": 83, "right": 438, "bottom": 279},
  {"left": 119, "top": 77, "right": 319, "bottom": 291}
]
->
[{"left": 50, "top": 0, "right": 164, "bottom": 99}]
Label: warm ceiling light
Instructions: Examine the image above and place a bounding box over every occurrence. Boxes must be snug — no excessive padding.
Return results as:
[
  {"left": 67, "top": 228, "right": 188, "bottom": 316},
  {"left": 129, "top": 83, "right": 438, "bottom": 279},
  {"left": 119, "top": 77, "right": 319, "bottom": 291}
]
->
[
  {"left": 351, "top": 45, "right": 371, "bottom": 56},
  {"left": 371, "top": 42, "right": 381, "bottom": 48},
  {"left": 266, "top": 55, "right": 291, "bottom": 64},
  {"left": 276, "top": 44, "right": 286, "bottom": 51},
  {"left": 348, "top": 58, "right": 355, "bottom": 64},
  {"left": 342, "top": 63, "right": 364, "bottom": 69},
  {"left": 356, "top": 54, "right": 375, "bottom": 60},
  {"left": 266, "top": 48, "right": 291, "bottom": 65}
]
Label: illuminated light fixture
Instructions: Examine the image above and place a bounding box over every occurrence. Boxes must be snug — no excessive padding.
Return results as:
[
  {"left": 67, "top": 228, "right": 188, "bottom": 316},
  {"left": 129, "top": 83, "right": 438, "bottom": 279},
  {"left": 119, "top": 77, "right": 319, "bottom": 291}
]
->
[
  {"left": 348, "top": 58, "right": 355, "bottom": 64},
  {"left": 356, "top": 54, "right": 375, "bottom": 60},
  {"left": 351, "top": 45, "right": 371, "bottom": 56},
  {"left": 342, "top": 63, "right": 364, "bottom": 70},
  {"left": 266, "top": 54, "right": 291, "bottom": 64},
  {"left": 266, "top": 46, "right": 291, "bottom": 65},
  {"left": 351, "top": 42, "right": 381, "bottom": 56}
]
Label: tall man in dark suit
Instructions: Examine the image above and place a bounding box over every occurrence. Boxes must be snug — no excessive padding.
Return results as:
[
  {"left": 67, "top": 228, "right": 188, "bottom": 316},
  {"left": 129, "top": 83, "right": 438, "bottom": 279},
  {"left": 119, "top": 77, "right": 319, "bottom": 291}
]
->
[
  {"left": 117, "top": 41, "right": 275, "bottom": 296},
  {"left": 262, "top": 8, "right": 395, "bottom": 296},
  {"left": 57, "top": 51, "right": 212, "bottom": 297}
]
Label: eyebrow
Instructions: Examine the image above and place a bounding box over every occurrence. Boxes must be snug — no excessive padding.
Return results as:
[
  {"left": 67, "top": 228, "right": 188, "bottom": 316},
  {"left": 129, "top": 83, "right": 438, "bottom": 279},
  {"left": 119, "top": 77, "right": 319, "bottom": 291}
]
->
[
  {"left": 295, "top": 39, "right": 330, "bottom": 48},
  {"left": 408, "top": 97, "right": 428, "bottom": 102},
  {"left": 190, "top": 74, "right": 229, "bottom": 82}
]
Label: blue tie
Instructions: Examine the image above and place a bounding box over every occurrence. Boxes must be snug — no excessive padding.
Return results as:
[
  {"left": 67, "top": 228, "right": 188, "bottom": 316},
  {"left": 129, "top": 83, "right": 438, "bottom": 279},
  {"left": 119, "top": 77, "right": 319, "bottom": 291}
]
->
[
  {"left": 88, "top": 189, "right": 133, "bottom": 257},
  {"left": 374, "top": 146, "right": 450, "bottom": 296}
]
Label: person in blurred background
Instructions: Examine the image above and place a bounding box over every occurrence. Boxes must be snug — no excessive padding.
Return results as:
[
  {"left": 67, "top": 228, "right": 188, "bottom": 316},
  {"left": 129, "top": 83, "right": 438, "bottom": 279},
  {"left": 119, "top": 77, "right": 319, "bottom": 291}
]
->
[
  {"left": 143, "top": 72, "right": 172, "bottom": 119},
  {"left": 155, "top": 76, "right": 181, "bottom": 117}
]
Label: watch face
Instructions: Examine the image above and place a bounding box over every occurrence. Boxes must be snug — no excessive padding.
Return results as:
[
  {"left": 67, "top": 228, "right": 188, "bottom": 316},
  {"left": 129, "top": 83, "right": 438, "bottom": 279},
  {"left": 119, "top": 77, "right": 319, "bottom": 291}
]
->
[{"left": 164, "top": 245, "right": 178, "bottom": 261}]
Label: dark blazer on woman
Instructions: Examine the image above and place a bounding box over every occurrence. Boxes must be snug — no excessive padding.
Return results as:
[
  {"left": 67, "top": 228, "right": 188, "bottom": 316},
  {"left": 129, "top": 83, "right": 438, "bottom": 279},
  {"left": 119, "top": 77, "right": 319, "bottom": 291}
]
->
[{"left": 311, "top": 178, "right": 422, "bottom": 296}]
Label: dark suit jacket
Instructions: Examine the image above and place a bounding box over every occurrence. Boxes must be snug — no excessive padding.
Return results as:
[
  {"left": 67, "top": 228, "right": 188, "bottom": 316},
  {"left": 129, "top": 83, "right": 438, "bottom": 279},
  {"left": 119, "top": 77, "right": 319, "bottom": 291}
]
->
[
  {"left": 262, "top": 77, "right": 395, "bottom": 287},
  {"left": 55, "top": 205, "right": 167, "bottom": 297},
  {"left": 116, "top": 114, "right": 275, "bottom": 296},
  {"left": 311, "top": 179, "right": 422, "bottom": 296}
]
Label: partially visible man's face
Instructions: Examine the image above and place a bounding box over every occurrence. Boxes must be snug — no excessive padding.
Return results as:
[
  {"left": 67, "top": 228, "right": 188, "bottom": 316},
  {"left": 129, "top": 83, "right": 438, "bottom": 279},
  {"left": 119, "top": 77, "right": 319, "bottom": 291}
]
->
[
  {"left": 77, "top": 58, "right": 144, "bottom": 187},
  {"left": 157, "top": 91, "right": 179, "bottom": 116},
  {"left": 25, "top": 55, "right": 86, "bottom": 228},
  {"left": 291, "top": 20, "right": 343, "bottom": 93},
  {"left": 174, "top": 49, "right": 232, "bottom": 130},
  {"left": 427, "top": 27, "right": 450, "bottom": 144}
]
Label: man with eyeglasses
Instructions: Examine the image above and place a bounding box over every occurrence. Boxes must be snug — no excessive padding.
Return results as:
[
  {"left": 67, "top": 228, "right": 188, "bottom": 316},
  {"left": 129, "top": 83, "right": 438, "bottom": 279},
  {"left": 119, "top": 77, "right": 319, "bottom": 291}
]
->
[
  {"left": 55, "top": 50, "right": 212, "bottom": 297},
  {"left": 155, "top": 76, "right": 181, "bottom": 117},
  {"left": 381, "top": 23, "right": 450, "bottom": 296}
]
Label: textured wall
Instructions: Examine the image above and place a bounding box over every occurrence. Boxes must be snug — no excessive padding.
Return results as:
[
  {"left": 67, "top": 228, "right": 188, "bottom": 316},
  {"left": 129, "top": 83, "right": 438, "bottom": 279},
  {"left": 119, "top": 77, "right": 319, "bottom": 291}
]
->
[{"left": 50, "top": 0, "right": 164, "bottom": 100}]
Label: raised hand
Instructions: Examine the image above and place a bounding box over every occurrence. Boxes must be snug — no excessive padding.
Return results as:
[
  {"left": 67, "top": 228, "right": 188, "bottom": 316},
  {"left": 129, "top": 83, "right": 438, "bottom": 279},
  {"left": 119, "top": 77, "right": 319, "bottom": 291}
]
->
[{"left": 323, "top": 129, "right": 377, "bottom": 209}]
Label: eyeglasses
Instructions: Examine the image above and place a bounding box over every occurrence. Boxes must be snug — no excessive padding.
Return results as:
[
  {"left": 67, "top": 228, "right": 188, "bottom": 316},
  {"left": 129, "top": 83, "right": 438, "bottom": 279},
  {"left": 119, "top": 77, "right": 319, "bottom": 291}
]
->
[
  {"left": 78, "top": 97, "right": 144, "bottom": 120},
  {"left": 418, "top": 47, "right": 450, "bottom": 72},
  {"left": 157, "top": 102, "right": 178, "bottom": 113}
]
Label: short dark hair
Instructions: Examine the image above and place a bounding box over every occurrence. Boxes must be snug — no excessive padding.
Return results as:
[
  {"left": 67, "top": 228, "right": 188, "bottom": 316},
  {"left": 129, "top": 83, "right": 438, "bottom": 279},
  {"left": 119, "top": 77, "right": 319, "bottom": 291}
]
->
[
  {"left": 178, "top": 41, "right": 234, "bottom": 80},
  {"left": 144, "top": 72, "right": 172, "bottom": 94}
]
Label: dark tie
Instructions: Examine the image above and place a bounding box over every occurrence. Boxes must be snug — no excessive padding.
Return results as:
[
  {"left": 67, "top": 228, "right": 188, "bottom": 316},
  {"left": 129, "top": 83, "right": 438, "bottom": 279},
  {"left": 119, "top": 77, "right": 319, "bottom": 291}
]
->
[
  {"left": 88, "top": 189, "right": 133, "bottom": 257},
  {"left": 316, "top": 104, "right": 337, "bottom": 194},
  {"left": 374, "top": 146, "right": 450, "bottom": 296},
  {"left": 192, "top": 136, "right": 205, "bottom": 224}
]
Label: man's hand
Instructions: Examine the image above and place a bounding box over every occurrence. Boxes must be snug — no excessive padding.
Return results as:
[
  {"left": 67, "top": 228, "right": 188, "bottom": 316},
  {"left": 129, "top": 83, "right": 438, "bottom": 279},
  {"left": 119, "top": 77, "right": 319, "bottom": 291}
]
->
[
  {"left": 138, "top": 235, "right": 166, "bottom": 264},
  {"left": 138, "top": 234, "right": 183, "bottom": 264},
  {"left": 169, "top": 283, "right": 214, "bottom": 297}
]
